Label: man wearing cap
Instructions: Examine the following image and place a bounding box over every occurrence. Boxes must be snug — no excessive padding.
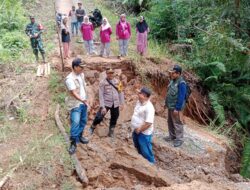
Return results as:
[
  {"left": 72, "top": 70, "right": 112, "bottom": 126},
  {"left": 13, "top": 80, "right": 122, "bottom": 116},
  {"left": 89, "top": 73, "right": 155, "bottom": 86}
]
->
[
  {"left": 65, "top": 58, "right": 89, "bottom": 155},
  {"left": 76, "top": 2, "right": 86, "bottom": 31},
  {"left": 89, "top": 68, "right": 124, "bottom": 137},
  {"left": 164, "top": 65, "right": 187, "bottom": 147},
  {"left": 25, "top": 16, "right": 46, "bottom": 63},
  {"left": 131, "top": 87, "right": 155, "bottom": 163}
]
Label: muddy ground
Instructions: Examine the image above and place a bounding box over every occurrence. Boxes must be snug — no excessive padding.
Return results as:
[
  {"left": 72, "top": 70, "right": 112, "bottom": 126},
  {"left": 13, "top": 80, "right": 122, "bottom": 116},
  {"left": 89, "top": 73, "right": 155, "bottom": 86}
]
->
[{"left": 0, "top": 0, "right": 250, "bottom": 189}]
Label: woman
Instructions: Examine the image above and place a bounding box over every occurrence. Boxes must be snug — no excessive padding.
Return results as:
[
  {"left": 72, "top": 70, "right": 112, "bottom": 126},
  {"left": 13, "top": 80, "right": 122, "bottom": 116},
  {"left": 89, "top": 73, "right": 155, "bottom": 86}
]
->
[
  {"left": 100, "top": 17, "right": 112, "bottom": 57},
  {"left": 136, "top": 16, "right": 149, "bottom": 56},
  {"left": 116, "top": 14, "right": 131, "bottom": 58},
  {"left": 61, "top": 17, "right": 70, "bottom": 59},
  {"left": 81, "top": 16, "right": 95, "bottom": 55}
]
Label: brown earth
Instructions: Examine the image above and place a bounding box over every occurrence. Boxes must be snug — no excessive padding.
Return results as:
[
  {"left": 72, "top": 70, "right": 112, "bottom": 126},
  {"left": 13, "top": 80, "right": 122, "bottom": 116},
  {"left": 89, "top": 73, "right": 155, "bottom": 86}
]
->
[{"left": 0, "top": 0, "right": 250, "bottom": 189}]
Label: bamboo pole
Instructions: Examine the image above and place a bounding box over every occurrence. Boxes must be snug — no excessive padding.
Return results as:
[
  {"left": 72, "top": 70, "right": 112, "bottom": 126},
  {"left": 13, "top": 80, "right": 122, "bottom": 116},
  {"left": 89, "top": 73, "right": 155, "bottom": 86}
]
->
[{"left": 53, "top": 2, "right": 65, "bottom": 72}]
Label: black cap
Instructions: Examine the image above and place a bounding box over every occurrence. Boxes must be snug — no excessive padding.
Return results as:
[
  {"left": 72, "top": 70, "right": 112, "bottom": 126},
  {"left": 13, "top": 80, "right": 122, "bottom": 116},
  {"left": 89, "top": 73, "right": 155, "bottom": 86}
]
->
[
  {"left": 72, "top": 58, "right": 85, "bottom": 68},
  {"left": 168, "top": 65, "right": 182, "bottom": 74},
  {"left": 138, "top": 87, "right": 151, "bottom": 97}
]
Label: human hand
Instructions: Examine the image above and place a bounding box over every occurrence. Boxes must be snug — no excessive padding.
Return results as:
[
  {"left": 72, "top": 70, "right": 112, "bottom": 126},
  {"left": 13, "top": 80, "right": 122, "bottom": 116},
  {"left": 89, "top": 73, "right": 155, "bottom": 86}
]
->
[
  {"left": 101, "top": 107, "right": 107, "bottom": 115},
  {"left": 120, "top": 104, "right": 124, "bottom": 111},
  {"left": 173, "top": 110, "right": 179, "bottom": 117},
  {"left": 135, "top": 128, "right": 141, "bottom": 134},
  {"left": 82, "top": 100, "right": 89, "bottom": 108}
]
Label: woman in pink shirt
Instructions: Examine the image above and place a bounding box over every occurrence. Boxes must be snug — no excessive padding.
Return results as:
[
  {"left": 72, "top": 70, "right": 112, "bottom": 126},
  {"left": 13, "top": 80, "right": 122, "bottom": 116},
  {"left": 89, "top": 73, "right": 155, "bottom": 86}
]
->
[
  {"left": 116, "top": 14, "right": 131, "bottom": 58},
  {"left": 100, "top": 17, "right": 112, "bottom": 57},
  {"left": 81, "top": 16, "right": 95, "bottom": 55}
]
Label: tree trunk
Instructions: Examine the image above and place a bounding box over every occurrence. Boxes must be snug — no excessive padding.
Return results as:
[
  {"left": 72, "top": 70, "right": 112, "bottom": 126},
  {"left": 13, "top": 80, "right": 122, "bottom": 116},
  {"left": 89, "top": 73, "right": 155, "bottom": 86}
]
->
[{"left": 235, "top": 0, "right": 241, "bottom": 38}]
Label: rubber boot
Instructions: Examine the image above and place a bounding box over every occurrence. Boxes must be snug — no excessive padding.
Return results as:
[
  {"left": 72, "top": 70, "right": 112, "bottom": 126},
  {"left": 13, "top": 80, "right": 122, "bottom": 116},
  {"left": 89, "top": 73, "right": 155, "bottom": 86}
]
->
[
  {"left": 108, "top": 125, "right": 115, "bottom": 138},
  {"left": 68, "top": 140, "right": 77, "bottom": 155},
  {"left": 41, "top": 53, "right": 46, "bottom": 63},
  {"left": 35, "top": 54, "right": 39, "bottom": 62},
  {"left": 89, "top": 124, "right": 96, "bottom": 135}
]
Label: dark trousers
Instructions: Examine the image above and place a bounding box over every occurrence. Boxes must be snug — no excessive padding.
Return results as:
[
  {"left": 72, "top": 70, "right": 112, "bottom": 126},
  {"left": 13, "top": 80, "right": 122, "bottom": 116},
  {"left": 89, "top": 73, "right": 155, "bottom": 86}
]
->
[
  {"left": 92, "top": 105, "right": 119, "bottom": 127},
  {"left": 167, "top": 109, "right": 184, "bottom": 140}
]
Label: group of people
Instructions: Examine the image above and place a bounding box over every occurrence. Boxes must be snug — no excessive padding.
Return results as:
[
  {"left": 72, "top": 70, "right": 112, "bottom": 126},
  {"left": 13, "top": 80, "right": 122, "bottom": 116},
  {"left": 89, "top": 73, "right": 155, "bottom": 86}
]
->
[
  {"left": 65, "top": 58, "right": 187, "bottom": 164},
  {"left": 60, "top": 2, "right": 149, "bottom": 59},
  {"left": 25, "top": 3, "right": 187, "bottom": 164}
]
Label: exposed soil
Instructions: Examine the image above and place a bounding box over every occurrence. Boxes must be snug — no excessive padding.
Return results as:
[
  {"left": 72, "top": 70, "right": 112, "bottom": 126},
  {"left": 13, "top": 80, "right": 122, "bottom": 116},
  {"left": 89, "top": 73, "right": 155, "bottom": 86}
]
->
[{"left": 1, "top": 0, "right": 250, "bottom": 189}]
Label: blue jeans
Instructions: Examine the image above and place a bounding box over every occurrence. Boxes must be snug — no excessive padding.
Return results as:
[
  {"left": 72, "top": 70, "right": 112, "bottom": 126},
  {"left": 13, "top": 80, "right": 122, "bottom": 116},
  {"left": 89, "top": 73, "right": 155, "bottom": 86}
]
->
[
  {"left": 84, "top": 40, "right": 95, "bottom": 54},
  {"left": 71, "top": 22, "right": 78, "bottom": 35},
  {"left": 70, "top": 104, "right": 88, "bottom": 143},
  {"left": 78, "top": 21, "right": 82, "bottom": 31},
  {"left": 132, "top": 131, "right": 155, "bottom": 163}
]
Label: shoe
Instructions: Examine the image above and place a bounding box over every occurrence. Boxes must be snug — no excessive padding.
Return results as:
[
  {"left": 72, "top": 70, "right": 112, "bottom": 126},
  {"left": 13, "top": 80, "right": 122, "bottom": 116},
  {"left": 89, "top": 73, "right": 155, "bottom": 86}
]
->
[
  {"left": 173, "top": 140, "right": 183, "bottom": 147},
  {"left": 79, "top": 136, "right": 89, "bottom": 144},
  {"left": 68, "top": 142, "right": 77, "bottom": 155},
  {"left": 89, "top": 126, "right": 95, "bottom": 135},
  {"left": 164, "top": 136, "right": 175, "bottom": 142},
  {"left": 108, "top": 127, "right": 114, "bottom": 138}
]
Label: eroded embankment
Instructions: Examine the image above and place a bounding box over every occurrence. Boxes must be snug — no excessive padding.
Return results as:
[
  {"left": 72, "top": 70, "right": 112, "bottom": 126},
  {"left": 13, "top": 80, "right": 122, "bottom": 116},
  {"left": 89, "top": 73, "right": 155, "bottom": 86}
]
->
[{"left": 55, "top": 56, "right": 249, "bottom": 189}]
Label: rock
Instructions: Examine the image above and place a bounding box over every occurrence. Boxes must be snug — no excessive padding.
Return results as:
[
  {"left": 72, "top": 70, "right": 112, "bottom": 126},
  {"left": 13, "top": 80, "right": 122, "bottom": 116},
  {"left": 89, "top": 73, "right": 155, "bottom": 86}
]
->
[
  {"left": 96, "top": 126, "right": 109, "bottom": 137},
  {"left": 117, "top": 103, "right": 134, "bottom": 125},
  {"left": 84, "top": 70, "right": 99, "bottom": 79},
  {"left": 110, "top": 146, "right": 178, "bottom": 187}
]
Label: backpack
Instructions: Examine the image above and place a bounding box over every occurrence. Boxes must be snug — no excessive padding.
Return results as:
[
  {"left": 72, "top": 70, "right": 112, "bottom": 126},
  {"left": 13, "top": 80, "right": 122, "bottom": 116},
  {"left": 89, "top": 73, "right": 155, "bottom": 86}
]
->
[{"left": 179, "top": 80, "right": 192, "bottom": 103}]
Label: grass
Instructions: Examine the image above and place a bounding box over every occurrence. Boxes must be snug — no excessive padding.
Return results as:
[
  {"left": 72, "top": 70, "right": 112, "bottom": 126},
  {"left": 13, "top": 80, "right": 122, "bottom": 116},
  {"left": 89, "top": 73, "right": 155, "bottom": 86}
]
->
[{"left": 49, "top": 70, "right": 67, "bottom": 106}]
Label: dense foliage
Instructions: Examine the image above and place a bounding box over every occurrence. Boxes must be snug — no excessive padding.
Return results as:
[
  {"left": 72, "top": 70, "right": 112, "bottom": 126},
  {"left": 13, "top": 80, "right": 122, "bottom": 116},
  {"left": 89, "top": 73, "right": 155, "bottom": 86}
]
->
[
  {"left": 113, "top": 0, "right": 250, "bottom": 177},
  {"left": 0, "top": 0, "right": 29, "bottom": 62}
]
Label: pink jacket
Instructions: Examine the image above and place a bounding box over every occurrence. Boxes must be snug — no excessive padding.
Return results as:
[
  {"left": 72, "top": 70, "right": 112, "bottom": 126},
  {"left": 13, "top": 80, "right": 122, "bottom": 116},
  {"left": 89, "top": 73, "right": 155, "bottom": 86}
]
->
[
  {"left": 116, "top": 21, "right": 131, "bottom": 40},
  {"left": 100, "top": 27, "right": 112, "bottom": 43},
  {"left": 81, "top": 23, "right": 94, "bottom": 41}
]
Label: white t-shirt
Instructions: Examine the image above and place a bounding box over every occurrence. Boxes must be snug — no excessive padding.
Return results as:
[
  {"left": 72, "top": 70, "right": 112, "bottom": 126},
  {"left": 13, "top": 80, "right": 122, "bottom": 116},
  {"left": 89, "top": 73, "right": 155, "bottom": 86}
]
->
[
  {"left": 131, "top": 100, "right": 155, "bottom": 135},
  {"left": 65, "top": 72, "right": 87, "bottom": 109}
]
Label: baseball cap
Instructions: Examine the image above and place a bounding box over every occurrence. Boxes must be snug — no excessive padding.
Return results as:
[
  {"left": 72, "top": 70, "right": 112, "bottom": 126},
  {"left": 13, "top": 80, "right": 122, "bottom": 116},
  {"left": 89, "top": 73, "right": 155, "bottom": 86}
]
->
[
  {"left": 138, "top": 87, "right": 151, "bottom": 97},
  {"left": 168, "top": 65, "right": 182, "bottom": 74},
  {"left": 106, "top": 68, "right": 115, "bottom": 73},
  {"left": 72, "top": 58, "right": 86, "bottom": 68}
]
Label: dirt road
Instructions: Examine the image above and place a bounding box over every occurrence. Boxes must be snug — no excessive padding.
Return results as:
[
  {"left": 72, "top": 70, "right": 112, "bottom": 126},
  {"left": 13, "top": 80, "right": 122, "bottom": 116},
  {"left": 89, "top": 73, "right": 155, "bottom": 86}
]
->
[{"left": 52, "top": 0, "right": 250, "bottom": 189}]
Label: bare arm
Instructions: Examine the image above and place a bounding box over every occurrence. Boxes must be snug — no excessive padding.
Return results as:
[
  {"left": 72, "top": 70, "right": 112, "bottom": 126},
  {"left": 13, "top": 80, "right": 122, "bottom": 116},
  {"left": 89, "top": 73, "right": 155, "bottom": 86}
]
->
[
  {"left": 69, "top": 90, "right": 87, "bottom": 105},
  {"left": 135, "top": 122, "right": 152, "bottom": 134}
]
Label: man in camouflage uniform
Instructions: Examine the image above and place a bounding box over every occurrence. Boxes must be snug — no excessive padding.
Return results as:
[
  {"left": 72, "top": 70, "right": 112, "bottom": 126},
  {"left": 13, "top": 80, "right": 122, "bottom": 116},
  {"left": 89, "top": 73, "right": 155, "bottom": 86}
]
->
[{"left": 25, "top": 16, "right": 45, "bottom": 63}]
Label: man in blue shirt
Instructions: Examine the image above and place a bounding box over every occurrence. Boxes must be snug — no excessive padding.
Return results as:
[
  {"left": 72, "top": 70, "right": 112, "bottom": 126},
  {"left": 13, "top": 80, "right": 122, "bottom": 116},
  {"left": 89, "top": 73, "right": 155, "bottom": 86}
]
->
[{"left": 164, "top": 65, "right": 187, "bottom": 147}]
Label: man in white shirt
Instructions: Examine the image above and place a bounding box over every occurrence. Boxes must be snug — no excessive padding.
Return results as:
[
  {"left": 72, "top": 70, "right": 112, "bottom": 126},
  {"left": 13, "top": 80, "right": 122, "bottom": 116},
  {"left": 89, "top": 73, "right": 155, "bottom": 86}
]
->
[
  {"left": 65, "top": 58, "right": 89, "bottom": 155},
  {"left": 131, "top": 87, "right": 155, "bottom": 163}
]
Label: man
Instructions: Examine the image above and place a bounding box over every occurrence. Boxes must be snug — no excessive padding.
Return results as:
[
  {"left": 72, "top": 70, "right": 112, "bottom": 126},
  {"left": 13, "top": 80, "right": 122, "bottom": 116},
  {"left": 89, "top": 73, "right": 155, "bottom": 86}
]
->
[
  {"left": 25, "top": 16, "right": 45, "bottom": 63},
  {"left": 131, "top": 87, "right": 155, "bottom": 163},
  {"left": 69, "top": 6, "right": 78, "bottom": 36},
  {"left": 164, "top": 65, "right": 187, "bottom": 147},
  {"left": 65, "top": 58, "right": 89, "bottom": 155},
  {"left": 89, "top": 68, "right": 124, "bottom": 137},
  {"left": 76, "top": 2, "right": 85, "bottom": 31}
]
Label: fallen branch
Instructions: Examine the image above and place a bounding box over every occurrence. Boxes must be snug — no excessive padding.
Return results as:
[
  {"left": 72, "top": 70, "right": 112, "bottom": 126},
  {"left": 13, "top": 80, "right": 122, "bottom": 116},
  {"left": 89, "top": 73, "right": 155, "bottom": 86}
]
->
[
  {"left": 0, "top": 134, "right": 53, "bottom": 189},
  {"left": 54, "top": 104, "right": 88, "bottom": 186}
]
